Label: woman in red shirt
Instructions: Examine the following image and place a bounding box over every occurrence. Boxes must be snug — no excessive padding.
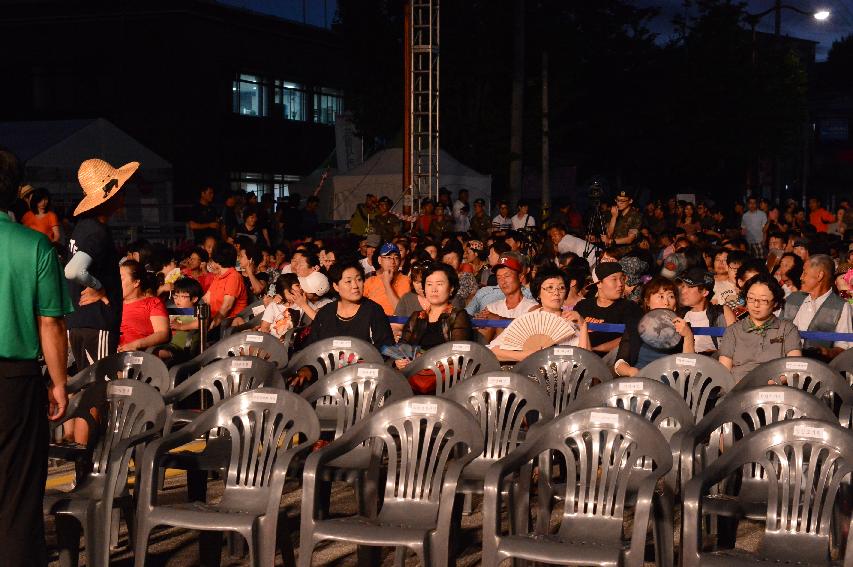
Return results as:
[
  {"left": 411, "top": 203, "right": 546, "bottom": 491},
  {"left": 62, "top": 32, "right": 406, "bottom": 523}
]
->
[
  {"left": 202, "top": 242, "right": 248, "bottom": 330},
  {"left": 118, "top": 260, "right": 170, "bottom": 352},
  {"left": 21, "top": 187, "right": 60, "bottom": 243}
]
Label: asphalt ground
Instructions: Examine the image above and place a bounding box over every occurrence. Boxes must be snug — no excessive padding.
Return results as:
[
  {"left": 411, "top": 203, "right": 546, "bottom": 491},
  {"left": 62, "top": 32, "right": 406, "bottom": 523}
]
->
[{"left": 44, "top": 455, "right": 771, "bottom": 567}]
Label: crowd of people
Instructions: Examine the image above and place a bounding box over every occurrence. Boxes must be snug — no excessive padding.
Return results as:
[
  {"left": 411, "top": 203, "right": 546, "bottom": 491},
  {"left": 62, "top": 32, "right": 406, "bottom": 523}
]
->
[{"left": 3, "top": 150, "right": 853, "bottom": 561}]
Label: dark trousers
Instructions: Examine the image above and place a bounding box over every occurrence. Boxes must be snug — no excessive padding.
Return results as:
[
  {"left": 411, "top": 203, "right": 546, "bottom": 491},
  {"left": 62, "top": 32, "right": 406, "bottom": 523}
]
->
[{"left": 0, "top": 362, "right": 48, "bottom": 567}]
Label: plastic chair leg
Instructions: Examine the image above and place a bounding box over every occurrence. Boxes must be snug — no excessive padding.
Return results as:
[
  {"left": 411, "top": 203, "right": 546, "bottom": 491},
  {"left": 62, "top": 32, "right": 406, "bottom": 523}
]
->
[
  {"left": 55, "top": 514, "right": 82, "bottom": 567},
  {"left": 199, "top": 530, "right": 223, "bottom": 567}
]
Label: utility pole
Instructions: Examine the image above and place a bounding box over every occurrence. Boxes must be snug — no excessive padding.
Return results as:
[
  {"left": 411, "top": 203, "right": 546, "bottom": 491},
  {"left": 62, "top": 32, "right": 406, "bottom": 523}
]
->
[
  {"left": 541, "top": 50, "right": 550, "bottom": 223},
  {"left": 508, "top": 0, "right": 525, "bottom": 204}
]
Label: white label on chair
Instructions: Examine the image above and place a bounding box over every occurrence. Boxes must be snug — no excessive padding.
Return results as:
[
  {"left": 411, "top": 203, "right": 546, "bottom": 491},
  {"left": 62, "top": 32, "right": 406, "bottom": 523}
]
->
[
  {"left": 246, "top": 334, "right": 264, "bottom": 343},
  {"left": 410, "top": 402, "right": 438, "bottom": 414},
  {"left": 109, "top": 384, "right": 133, "bottom": 396},
  {"left": 452, "top": 343, "right": 471, "bottom": 352},
  {"left": 231, "top": 360, "right": 253, "bottom": 370},
  {"left": 126, "top": 356, "right": 144, "bottom": 365},
  {"left": 590, "top": 411, "right": 619, "bottom": 425},
  {"left": 252, "top": 305, "right": 266, "bottom": 316},
  {"left": 251, "top": 392, "right": 278, "bottom": 403},
  {"left": 553, "top": 347, "right": 573, "bottom": 356},
  {"left": 333, "top": 339, "right": 352, "bottom": 348},
  {"left": 676, "top": 356, "right": 696, "bottom": 367},
  {"left": 786, "top": 361, "right": 808, "bottom": 371},
  {"left": 357, "top": 367, "right": 379, "bottom": 378},
  {"left": 618, "top": 381, "right": 644, "bottom": 392},
  {"left": 758, "top": 391, "right": 785, "bottom": 403},
  {"left": 793, "top": 424, "right": 825, "bottom": 438},
  {"left": 488, "top": 375, "right": 511, "bottom": 387}
]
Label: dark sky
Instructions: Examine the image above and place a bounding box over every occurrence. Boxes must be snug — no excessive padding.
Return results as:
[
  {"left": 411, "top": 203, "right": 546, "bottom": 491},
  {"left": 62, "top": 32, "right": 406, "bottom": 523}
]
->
[
  {"left": 218, "top": 0, "right": 337, "bottom": 29},
  {"left": 633, "top": 0, "right": 853, "bottom": 60}
]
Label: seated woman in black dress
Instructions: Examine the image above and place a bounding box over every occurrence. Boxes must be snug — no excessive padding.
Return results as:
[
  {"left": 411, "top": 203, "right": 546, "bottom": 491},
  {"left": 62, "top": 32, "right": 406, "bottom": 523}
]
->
[
  {"left": 395, "top": 262, "right": 473, "bottom": 372},
  {"left": 289, "top": 261, "right": 394, "bottom": 389}
]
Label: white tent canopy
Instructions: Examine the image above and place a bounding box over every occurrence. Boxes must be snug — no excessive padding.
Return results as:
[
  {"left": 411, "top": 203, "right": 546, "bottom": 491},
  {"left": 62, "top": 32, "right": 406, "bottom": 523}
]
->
[{"left": 328, "top": 148, "right": 492, "bottom": 221}]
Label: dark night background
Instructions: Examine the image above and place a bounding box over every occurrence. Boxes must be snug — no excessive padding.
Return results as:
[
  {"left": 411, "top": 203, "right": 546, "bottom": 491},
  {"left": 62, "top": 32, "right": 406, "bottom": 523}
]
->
[{"left": 2, "top": 0, "right": 853, "bottom": 221}]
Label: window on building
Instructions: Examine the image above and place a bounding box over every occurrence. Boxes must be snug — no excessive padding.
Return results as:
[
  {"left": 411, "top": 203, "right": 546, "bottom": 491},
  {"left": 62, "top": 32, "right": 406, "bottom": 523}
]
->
[
  {"left": 313, "top": 87, "right": 344, "bottom": 125},
  {"left": 230, "top": 172, "right": 300, "bottom": 202},
  {"left": 232, "top": 73, "right": 267, "bottom": 117},
  {"left": 273, "top": 80, "right": 306, "bottom": 121}
]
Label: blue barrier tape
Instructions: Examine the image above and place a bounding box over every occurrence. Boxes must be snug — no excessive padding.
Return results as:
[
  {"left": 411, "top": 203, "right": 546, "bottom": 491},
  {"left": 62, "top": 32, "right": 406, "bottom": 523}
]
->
[{"left": 181, "top": 310, "right": 853, "bottom": 342}]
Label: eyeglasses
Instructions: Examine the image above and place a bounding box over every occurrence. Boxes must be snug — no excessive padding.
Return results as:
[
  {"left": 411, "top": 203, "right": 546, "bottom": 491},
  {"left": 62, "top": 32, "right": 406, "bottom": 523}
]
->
[
  {"left": 173, "top": 293, "right": 191, "bottom": 298},
  {"left": 541, "top": 285, "right": 567, "bottom": 294},
  {"left": 745, "top": 296, "right": 773, "bottom": 306}
]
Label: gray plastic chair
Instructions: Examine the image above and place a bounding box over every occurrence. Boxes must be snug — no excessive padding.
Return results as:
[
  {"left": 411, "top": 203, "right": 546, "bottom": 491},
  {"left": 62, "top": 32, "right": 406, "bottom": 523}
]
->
[
  {"left": 513, "top": 345, "right": 612, "bottom": 416},
  {"left": 735, "top": 356, "right": 853, "bottom": 417},
  {"left": 681, "top": 418, "right": 853, "bottom": 567},
  {"left": 444, "top": 371, "right": 553, "bottom": 523},
  {"left": 223, "top": 313, "right": 264, "bottom": 337},
  {"left": 284, "top": 336, "right": 383, "bottom": 380},
  {"left": 67, "top": 350, "right": 170, "bottom": 394},
  {"left": 830, "top": 347, "right": 853, "bottom": 387},
  {"left": 482, "top": 406, "right": 673, "bottom": 567},
  {"left": 44, "top": 380, "right": 165, "bottom": 567},
  {"left": 674, "top": 386, "right": 837, "bottom": 550},
  {"left": 401, "top": 340, "right": 501, "bottom": 394},
  {"left": 639, "top": 353, "right": 735, "bottom": 421},
  {"left": 300, "top": 363, "right": 413, "bottom": 518},
  {"left": 299, "top": 396, "right": 484, "bottom": 567},
  {"left": 134, "top": 388, "right": 319, "bottom": 567},
  {"left": 168, "top": 329, "right": 290, "bottom": 389}
]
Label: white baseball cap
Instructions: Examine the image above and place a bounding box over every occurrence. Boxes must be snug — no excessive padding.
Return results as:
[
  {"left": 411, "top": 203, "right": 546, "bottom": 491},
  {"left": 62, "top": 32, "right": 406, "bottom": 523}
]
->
[{"left": 298, "top": 271, "right": 330, "bottom": 297}]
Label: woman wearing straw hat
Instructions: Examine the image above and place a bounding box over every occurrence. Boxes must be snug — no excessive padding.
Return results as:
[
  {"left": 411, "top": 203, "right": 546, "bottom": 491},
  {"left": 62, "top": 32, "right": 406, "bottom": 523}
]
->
[{"left": 63, "top": 159, "right": 138, "bottom": 440}]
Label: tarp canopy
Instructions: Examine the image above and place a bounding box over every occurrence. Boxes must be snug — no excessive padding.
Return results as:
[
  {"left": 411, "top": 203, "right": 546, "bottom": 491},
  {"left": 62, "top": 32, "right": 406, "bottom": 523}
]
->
[
  {"left": 0, "top": 118, "right": 174, "bottom": 239},
  {"left": 328, "top": 148, "right": 492, "bottom": 221}
]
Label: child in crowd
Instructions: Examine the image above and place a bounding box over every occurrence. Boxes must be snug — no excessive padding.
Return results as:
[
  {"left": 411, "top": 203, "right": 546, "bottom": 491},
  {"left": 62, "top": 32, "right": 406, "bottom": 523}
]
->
[{"left": 155, "top": 277, "right": 203, "bottom": 364}]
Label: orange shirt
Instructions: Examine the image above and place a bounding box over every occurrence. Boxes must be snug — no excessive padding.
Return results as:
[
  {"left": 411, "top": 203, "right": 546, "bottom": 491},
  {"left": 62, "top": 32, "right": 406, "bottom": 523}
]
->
[
  {"left": 809, "top": 208, "right": 835, "bottom": 233},
  {"left": 207, "top": 268, "right": 247, "bottom": 318},
  {"left": 21, "top": 211, "right": 59, "bottom": 239},
  {"left": 363, "top": 272, "right": 412, "bottom": 315}
]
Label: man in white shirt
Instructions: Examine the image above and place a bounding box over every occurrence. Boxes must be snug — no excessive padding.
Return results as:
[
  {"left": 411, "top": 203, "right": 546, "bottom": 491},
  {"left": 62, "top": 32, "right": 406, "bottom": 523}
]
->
[
  {"left": 359, "top": 233, "right": 380, "bottom": 275},
  {"left": 676, "top": 268, "right": 736, "bottom": 354},
  {"left": 783, "top": 254, "right": 852, "bottom": 361},
  {"left": 492, "top": 201, "right": 512, "bottom": 232},
  {"left": 548, "top": 224, "right": 596, "bottom": 267},
  {"left": 741, "top": 196, "right": 767, "bottom": 258},
  {"left": 452, "top": 189, "right": 469, "bottom": 219},
  {"left": 511, "top": 199, "right": 536, "bottom": 230}
]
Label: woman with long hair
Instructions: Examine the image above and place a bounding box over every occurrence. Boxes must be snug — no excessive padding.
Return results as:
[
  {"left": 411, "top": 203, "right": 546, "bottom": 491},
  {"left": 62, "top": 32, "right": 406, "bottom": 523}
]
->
[{"left": 21, "top": 187, "right": 60, "bottom": 243}]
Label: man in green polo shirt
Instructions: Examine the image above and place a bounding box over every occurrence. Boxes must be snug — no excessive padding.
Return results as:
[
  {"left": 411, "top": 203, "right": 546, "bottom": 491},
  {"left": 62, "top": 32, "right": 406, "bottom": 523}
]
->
[{"left": 0, "top": 148, "right": 74, "bottom": 565}]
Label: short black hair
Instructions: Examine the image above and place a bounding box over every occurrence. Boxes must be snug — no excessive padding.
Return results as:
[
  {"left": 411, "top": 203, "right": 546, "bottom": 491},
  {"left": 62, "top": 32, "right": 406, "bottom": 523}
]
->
[
  {"left": 0, "top": 148, "right": 22, "bottom": 210},
  {"left": 726, "top": 250, "right": 749, "bottom": 267},
  {"left": 421, "top": 262, "right": 459, "bottom": 299},
  {"left": 736, "top": 259, "right": 766, "bottom": 283},
  {"left": 190, "top": 246, "right": 209, "bottom": 262},
  {"left": 240, "top": 238, "right": 262, "bottom": 265},
  {"left": 28, "top": 187, "right": 51, "bottom": 213},
  {"left": 741, "top": 272, "right": 786, "bottom": 310},
  {"left": 531, "top": 266, "right": 570, "bottom": 302},
  {"left": 328, "top": 260, "right": 366, "bottom": 285},
  {"left": 211, "top": 242, "right": 238, "bottom": 268},
  {"left": 173, "top": 276, "right": 203, "bottom": 302}
]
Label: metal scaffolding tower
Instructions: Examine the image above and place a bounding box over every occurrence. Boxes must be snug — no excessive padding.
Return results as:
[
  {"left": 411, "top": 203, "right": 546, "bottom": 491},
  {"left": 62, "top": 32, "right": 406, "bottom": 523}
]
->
[{"left": 407, "top": 0, "right": 439, "bottom": 213}]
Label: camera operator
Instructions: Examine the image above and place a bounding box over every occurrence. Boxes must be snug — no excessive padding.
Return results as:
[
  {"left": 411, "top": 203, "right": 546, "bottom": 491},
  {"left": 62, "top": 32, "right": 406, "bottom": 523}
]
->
[{"left": 602, "top": 189, "right": 641, "bottom": 256}]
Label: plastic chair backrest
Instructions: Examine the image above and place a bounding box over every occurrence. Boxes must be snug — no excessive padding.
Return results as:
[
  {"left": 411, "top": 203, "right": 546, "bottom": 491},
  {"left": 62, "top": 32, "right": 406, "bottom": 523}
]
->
[
  {"left": 736, "top": 356, "right": 853, "bottom": 415},
  {"left": 403, "top": 341, "right": 501, "bottom": 395},
  {"left": 829, "top": 347, "right": 853, "bottom": 387},
  {"left": 284, "top": 336, "right": 383, "bottom": 378},
  {"left": 235, "top": 299, "right": 267, "bottom": 321},
  {"left": 638, "top": 353, "right": 735, "bottom": 421},
  {"left": 178, "top": 387, "right": 320, "bottom": 512},
  {"left": 300, "top": 363, "right": 412, "bottom": 438},
  {"left": 677, "top": 386, "right": 836, "bottom": 492},
  {"left": 168, "top": 356, "right": 283, "bottom": 403},
  {"left": 444, "top": 372, "right": 553, "bottom": 466},
  {"left": 340, "top": 396, "right": 484, "bottom": 523},
  {"left": 570, "top": 377, "right": 695, "bottom": 443},
  {"left": 521, "top": 407, "right": 672, "bottom": 543},
  {"left": 513, "top": 346, "right": 612, "bottom": 416},
  {"left": 202, "top": 330, "right": 290, "bottom": 367},
  {"left": 68, "top": 351, "right": 171, "bottom": 394},
  {"left": 687, "top": 419, "right": 853, "bottom": 563},
  {"left": 222, "top": 313, "right": 265, "bottom": 337},
  {"left": 89, "top": 380, "right": 165, "bottom": 496}
]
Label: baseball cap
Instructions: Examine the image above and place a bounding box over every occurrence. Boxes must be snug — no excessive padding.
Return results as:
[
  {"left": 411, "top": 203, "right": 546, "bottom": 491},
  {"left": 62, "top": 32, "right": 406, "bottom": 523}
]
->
[
  {"left": 378, "top": 196, "right": 393, "bottom": 206},
  {"left": 298, "top": 272, "right": 330, "bottom": 297},
  {"left": 615, "top": 189, "right": 633, "bottom": 200},
  {"left": 473, "top": 198, "right": 486, "bottom": 206},
  {"left": 378, "top": 242, "right": 401, "bottom": 256},
  {"left": 660, "top": 252, "right": 687, "bottom": 280},
  {"left": 677, "top": 267, "right": 714, "bottom": 289},
  {"left": 364, "top": 234, "right": 381, "bottom": 248},
  {"left": 592, "top": 261, "right": 625, "bottom": 283},
  {"left": 493, "top": 255, "right": 523, "bottom": 275},
  {"left": 468, "top": 240, "right": 484, "bottom": 252}
]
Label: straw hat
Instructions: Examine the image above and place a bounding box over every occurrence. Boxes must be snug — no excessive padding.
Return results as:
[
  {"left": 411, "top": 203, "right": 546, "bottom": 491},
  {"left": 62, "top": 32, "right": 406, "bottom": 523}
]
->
[
  {"left": 73, "top": 158, "right": 139, "bottom": 216},
  {"left": 18, "top": 184, "right": 34, "bottom": 199}
]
